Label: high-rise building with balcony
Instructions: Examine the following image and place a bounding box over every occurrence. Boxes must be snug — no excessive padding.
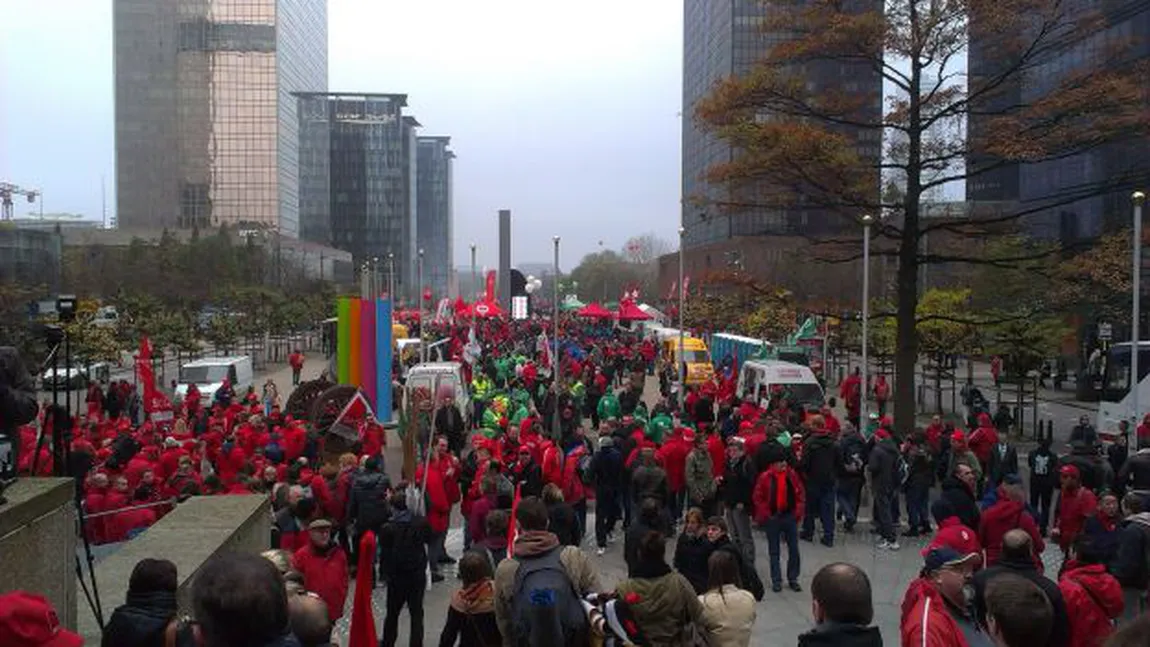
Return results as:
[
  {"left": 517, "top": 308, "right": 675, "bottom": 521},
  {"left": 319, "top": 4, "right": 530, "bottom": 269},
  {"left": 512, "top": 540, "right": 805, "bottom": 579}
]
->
[
  {"left": 114, "top": 0, "right": 327, "bottom": 235},
  {"left": 416, "top": 136, "right": 455, "bottom": 301},
  {"left": 296, "top": 93, "right": 422, "bottom": 302}
]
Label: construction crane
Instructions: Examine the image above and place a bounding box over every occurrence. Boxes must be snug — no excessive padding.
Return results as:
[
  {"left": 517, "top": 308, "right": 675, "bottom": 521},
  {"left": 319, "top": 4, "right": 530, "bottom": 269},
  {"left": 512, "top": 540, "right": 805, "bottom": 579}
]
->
[{"left": 0, "top": 182, "right": 40, "bottom": 221}]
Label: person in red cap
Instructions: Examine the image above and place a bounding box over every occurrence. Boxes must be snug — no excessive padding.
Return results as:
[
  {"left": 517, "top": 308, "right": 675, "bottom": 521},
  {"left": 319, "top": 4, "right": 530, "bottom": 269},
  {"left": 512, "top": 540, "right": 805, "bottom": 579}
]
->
[
  {"left": 0, "top": 591, "right": 82, "bottom": 647},
  {"left": 900, "top": 548, "right": 987, "bottom": 647},
  {"left": 1053, "top": 465, "right": 1098, "bottom": 555}
]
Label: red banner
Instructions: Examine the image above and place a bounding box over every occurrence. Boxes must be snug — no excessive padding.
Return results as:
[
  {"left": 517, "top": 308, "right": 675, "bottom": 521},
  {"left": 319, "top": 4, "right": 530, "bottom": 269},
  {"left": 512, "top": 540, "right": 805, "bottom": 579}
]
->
[
  {"left": 135, "top": 336, "right": 173, "bottom": 417},
  {"left": 484, "top": 270, "right": 497, "bottom": 302}
]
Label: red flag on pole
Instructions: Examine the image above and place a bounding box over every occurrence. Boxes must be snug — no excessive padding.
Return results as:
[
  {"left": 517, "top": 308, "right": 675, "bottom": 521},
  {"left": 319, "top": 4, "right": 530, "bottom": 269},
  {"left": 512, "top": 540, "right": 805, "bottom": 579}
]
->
[
  {"left": 507, "top": 483, "right": 522, "bottom": 549},
  {"left": 348, "top": 531, "right": 378, "bottom": 647},
  {"left": 333, "top": 390, "right": 374, "bottom": 426}
]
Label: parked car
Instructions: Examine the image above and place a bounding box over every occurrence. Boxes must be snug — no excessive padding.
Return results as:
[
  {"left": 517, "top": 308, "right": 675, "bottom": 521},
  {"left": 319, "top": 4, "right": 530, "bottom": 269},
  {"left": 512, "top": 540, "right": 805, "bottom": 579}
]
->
[{"left": 40, "top": 362, "right": 112, "bottom": 390}]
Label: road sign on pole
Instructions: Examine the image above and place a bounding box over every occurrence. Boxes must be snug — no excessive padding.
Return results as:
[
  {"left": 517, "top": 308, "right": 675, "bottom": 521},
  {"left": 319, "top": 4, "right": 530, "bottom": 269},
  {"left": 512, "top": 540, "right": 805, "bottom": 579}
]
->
[{"left": 1099, "top": 322, "right": 1113, "bottom": 340}]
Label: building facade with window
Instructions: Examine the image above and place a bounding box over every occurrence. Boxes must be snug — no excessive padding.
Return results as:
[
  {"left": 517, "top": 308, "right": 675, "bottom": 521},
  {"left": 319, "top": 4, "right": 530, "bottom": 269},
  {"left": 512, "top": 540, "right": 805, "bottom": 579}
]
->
[
  {"left": 416, "top": 136, "right": 455, "bottom": 301},
  {"left": 114, "top": 0, "right": 327, "bottom": 235},
  {"left": 296, "top": 93, "right": 421, "bottom": 302}
]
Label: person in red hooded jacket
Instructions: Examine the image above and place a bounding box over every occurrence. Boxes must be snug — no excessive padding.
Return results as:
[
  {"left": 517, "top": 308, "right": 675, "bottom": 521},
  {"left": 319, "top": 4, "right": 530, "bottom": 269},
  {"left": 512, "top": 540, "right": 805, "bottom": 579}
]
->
[
  {"left": 418, "top": 438, "right": 455, "bottom": 582},
  {"left": 560, "top": 432, "right": 591, "bottom": 541},
  {"left": 968, "top": 413, "right": 1000, "bottom": 468},
  {"left": 752, "top": 444, "right": 806, "bottom": 592},
  {"left": 657, "top": 427, "right": 691, "bottom": 522},
  {"left": 1058, "top": 535, "right": 1123, "bottom": 647},
  {"left": 292, "top": 518, "right": 349, "bottom": 622},
  {"left": 1053, "top": 465, "right": 1098, "bottom": 554},
  {"left": 979, "top": 475, "right": 1045, "bottom": 568}
]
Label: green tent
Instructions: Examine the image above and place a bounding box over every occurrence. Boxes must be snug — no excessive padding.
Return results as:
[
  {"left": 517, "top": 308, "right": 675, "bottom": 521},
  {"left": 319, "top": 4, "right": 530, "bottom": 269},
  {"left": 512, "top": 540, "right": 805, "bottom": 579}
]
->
[{"left": 560, "top": 296, "right": 586, "bottom": 311}]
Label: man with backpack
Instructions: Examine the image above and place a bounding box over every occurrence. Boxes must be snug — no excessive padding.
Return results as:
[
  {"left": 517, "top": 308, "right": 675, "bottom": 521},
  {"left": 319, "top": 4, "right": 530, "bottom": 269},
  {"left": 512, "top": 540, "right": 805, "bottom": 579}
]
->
[
  {"left": 378, "top": 491, "right": 433, "bottom": 647},
  {"left": 494, "top": 496, "right": 602, "bottom": 647}
]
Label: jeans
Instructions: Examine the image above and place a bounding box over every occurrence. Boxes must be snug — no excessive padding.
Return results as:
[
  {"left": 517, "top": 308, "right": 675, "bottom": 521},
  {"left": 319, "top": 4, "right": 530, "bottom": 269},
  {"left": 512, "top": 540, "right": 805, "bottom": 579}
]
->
[
  {"left": 668, "top": 489, "right": 685, "bottom": 525},
  {"left": 726, "top": 505, "right": 756, "bottom": 566},
  {"left": 1030, "top": 485, "right": 1054, "bottom": 531},
  {"left": 906, "top": 485, "right": 930, "bottom": 531},
  {"left": 836, "top": 481, "right": 861, "bottom": 525},
  {"left": 764, "top": 512, "right": 801, "bottom": 586},
  {"left": 573, "top": 499, "right": 588, "bottom": 545},
  {"left": 381, "top": 575, "right": 425, "bottom": 647},
  {"left": 802, "top": 484, "right": 836, "bottom": 542},
  {"left": 874, "top": 488, "right": 896, "bottom": 542},
  {"left": 890, "top": 490, "right": 901, "bottom": 526},
  {"left": 595, "top": 489, "right": 620, "bottom": 548},
  {"left": 292, "top": 368, "right": 301, "bottom": 386},
  {"left": 428, "top": 532, "right": 446, "bottom": 574}
]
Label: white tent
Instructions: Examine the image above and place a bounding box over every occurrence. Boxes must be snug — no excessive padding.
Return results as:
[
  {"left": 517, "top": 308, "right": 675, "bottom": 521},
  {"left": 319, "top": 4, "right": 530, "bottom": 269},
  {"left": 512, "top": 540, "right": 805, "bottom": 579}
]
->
[{"left": 637, "top": 303, "right": 668, "bottom": 325}]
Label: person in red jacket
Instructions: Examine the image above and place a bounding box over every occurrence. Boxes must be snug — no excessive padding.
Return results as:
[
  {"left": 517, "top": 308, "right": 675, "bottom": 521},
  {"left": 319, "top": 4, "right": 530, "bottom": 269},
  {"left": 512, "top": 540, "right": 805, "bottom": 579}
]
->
[
  {"left": 417, "top": 454, "right": 452, "bottom": 583},
  {"left": 752, "top": 446, "right": 805, "bottom": 592},
  {"left": 657, "top": 427, "right": 691, "bottom": 522},
  {"left": 1058, "top": 536, "right": 1124, "bottom": 647},
  {"left": 289, "top": 349, "right": 305, "bottom": 386},
  {"left": 968, "top": 413, "right": 1000, "bottom": 468},
  {"left": 292, "top": 518, "right": 349, "bottom": 622},
  {"left": 979, "top": 474, "right": 1045, "bottom": 568},
  {"left": 901, "top": 548, "right": 987, "bottom": 647},
  {"left": 1053, "top": 465, "right": 1098, "bottom": 554}
]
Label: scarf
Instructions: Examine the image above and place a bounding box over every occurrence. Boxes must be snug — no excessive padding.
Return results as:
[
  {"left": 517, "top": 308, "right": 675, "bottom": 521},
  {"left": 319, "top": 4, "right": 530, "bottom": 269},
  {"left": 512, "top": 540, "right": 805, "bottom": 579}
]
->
[
  {"left": 450, "top": 579, "right": 495, "bottom": 615},
  {"left": 774, "top": 470, "right": 788, "bottom": 513}
]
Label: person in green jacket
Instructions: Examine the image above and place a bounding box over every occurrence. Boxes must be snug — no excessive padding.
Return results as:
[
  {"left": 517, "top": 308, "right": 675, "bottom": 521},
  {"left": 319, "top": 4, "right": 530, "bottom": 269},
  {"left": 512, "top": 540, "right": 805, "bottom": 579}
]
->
[
  {"left": 646, "top": 413, "right": 673, "bottom": 445},
  {"left": 598, "top": 390, "right": 621, "bottom": 422}
]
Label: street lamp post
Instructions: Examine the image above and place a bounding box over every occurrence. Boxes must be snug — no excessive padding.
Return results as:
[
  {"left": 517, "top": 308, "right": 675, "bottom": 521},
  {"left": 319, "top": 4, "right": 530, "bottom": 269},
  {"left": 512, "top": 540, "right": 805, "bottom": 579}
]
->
[
  {"left": 1133, "top": 191, "right": 1146, "bottom": 425},
  {"left": 553, "top": 235, "right": 561, "bottom": 440},
  {"left": 418, "top": 248, "right": 426, "bottom": 363},
  {"left": 372, "top": 257, "right": 379, "bottom": 299},
  {"left": 470, "top": 243, "right": 477, "bottom": 301},
  {"left": 678, "top": 227, "right": 686, "bottom": 412},
  {"left": 860, "top": 214, "right": 875, "bottom": 427},
  {"left": 387, "top": 253, "right": 395, "bottom": 303}
]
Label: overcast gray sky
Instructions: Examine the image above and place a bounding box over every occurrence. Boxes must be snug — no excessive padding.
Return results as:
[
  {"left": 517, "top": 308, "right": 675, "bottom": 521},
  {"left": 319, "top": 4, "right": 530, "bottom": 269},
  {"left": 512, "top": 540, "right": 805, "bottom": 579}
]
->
[{"left": 0, "top": 0, "right": 683, "bottom": 269}]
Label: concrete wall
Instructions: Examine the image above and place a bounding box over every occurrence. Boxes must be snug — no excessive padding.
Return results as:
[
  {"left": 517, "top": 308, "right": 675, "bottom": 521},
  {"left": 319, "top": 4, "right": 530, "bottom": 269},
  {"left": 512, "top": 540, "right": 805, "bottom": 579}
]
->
[
  {"left": 78, "top": 494, "right": 270, "bottom": 645},
  {"left": 0, "top": 478, "right": 78, "bottom": 629}
]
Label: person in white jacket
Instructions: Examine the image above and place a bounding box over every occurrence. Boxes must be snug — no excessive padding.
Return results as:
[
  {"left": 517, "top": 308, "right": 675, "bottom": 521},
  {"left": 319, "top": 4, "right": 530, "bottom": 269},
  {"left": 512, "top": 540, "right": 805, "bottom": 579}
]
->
[{"left": 698, "top": 550, "right": 756, "bottom": 647}]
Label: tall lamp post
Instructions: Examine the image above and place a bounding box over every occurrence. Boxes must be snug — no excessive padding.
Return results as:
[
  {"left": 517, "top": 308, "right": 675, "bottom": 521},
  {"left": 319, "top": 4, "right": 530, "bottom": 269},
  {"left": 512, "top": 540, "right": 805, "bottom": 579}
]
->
[
  {"left": 860, "top": 214, "right": 875, "bottom": 427},
  {"left": 678, "top": 227, "right": 686, "bottom": 412},
  {"left": 470, "top": 243, "right": 477, "bottom": 301},
  {"left": 553, "top": 235, "right": 561, "bottom": 439},
  {"left": 1133, "top": 190, "right": 1146, "bottom": 425},
  {"left": 371, "top": 257, "right": 379, "bottom": 298},
  {"left": 387, "top": 252, "right": 395, "bottom": 303},
  {"left": 418, "top": 248, "right": 425, "bottom": 363}
]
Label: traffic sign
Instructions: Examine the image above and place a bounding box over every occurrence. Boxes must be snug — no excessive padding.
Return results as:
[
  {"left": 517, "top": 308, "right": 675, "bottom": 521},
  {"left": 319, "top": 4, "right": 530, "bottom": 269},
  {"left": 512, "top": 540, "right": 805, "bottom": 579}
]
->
[{"left": 1099, "top": 322, "right": 1112, "bottom": 340}]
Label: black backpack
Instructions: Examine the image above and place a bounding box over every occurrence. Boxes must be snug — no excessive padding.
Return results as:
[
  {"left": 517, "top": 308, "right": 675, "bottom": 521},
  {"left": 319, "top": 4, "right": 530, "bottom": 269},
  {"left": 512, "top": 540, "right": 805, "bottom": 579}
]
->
[{"left": 511, "top": 547, "right": 588, "bottom": 647}]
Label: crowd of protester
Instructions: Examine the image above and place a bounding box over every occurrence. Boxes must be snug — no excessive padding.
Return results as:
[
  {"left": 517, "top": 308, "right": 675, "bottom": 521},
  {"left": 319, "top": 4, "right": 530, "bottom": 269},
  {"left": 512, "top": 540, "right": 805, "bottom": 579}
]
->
[{"left": 9, "top": 317, "right": 1150, "bottom": 647}]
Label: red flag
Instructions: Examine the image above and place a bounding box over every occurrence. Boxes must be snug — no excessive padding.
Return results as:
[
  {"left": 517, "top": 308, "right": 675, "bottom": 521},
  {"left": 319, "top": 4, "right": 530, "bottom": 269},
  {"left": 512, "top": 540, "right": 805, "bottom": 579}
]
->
[
  {"left": 485, "top": 270, "right": 497, "bottom": 302},
  {"left": 135, "top": 337, "right": 159, "bottom": 412},
  {"left": 334, "top": 391, "right": 374, "bottom": 426},
  {"left": 507, "top": 483, "right": 522, "bottom": 549},
  {"left": 348, "top": 531, "right": 378, "bottom": 647}
]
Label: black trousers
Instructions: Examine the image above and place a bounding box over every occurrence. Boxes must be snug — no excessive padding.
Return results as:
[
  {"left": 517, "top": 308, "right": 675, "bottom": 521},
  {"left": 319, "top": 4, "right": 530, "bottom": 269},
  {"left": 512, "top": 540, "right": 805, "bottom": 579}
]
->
[
  {"left": 381, "top": 575, "right": 425, "bottom": 647},
  {"left": 595, "top": 489, "right": 620, "bottom": 548}
]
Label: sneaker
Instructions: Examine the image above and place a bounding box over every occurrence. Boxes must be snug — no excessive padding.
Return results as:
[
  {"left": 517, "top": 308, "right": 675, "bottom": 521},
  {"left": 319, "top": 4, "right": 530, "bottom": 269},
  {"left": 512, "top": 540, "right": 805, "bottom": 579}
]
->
[
  {"left": 799, "top": 532, "right": 814, "bottom": 543},
  {"left": 596, "top": 547, "right": 606, "bottom": 556},
  {"left": 843, "top": 521, "right": 855, "bottom": 533},
  {"left": 902, "top": 529, "right": 920, "bottom": 538},
  {"left": 877, "top": 540, "right": 891, "bottom": 550},
  {"left": 888, "top": 541, "right": 900, "bottom": 550},
  {"left": 789, "top": 581, "right": 803, "bottom": 592},
  {"left": 772, "top": 582, "right": 783, "bottom": 593},
  {"left": 820, "top": 537, "right": 834, "bottom": 548}
]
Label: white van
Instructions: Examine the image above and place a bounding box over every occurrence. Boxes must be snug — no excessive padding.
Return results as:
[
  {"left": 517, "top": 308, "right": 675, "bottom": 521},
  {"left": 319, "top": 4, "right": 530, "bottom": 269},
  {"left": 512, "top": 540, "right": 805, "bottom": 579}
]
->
[
  {"left": 175, "top": 356, "right": 254, "bottom": 404},
  {"left": 736, "top": 359, "right": 825, "bottom": 410},
  {"left": 405, "top": 361, "right": 471, "bottom": 426}
]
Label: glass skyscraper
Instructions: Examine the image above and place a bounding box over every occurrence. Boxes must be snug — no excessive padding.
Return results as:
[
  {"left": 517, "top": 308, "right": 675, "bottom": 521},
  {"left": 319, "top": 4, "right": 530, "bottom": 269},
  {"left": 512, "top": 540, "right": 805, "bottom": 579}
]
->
[
  {"left": 681, "top": 0, "right": 881, "bottom": 248},
  {"left": 417, "top": 137, "right": 455, "bottom": 302},
  {"left": 296, "top": 93, "right": 421, "bottom": 302},
  {"left": 114, "top": 0, "right": 327, "bottom": 235}
]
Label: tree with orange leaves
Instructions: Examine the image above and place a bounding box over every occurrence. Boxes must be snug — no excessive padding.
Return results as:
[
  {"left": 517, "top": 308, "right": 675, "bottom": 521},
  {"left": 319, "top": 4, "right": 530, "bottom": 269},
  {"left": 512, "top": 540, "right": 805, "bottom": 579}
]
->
[{"left": 694, "top": 0, "right": 1150, "bottom": 435}]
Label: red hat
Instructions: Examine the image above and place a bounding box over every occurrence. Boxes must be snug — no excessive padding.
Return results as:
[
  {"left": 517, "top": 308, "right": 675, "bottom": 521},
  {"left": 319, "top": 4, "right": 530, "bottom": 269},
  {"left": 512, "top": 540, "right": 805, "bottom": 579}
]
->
[
  {"left": 738, "top": 420, "right": 754, "bottom": 432},
  {"left": 1060, "top": 465, "right": 1080, "bottom": 478},
  {"left": 951, "top": 431, "right": 965, "bottom": 443},
  {"left": 0, "top": 592, "right": 83, "bottom": 647},
  {"left": 923, "top": 523, "right": 981, "bottom": 559},
  {"left": 681, "top": 429, "right": 696, "bottom": 443},
  {"left": 875, "top": 429, "right": 891, "bottom": 440}
]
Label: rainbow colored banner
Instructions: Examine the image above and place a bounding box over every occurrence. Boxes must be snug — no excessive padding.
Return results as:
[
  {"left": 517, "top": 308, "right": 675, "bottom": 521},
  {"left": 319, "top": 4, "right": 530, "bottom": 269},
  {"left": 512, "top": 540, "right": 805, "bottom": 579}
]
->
[{"left": 337, "top": 297, "right": 394, "bottom": 422}]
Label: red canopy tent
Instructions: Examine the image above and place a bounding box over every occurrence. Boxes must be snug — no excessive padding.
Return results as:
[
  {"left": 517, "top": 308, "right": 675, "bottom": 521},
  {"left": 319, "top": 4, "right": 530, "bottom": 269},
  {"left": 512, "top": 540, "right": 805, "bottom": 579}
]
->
[
  {"left": 615, "top": 300, "right": 652, "bottom": 322},
  {"left": 576, "top": 302, "right": 613, "bottom": 319}
]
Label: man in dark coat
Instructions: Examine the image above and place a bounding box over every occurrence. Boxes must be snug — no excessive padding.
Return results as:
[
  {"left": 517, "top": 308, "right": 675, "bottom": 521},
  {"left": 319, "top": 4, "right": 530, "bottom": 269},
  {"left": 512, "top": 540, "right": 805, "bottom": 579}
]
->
[
  {"left": 1029, "top": 436, "right": 1060, "bottom": 534},
  {"left": 0, "top": 346, "right": 38, "bottom": 493},
  {"left": 346, "top": 456, "right": 391, "bottom": 572},
  {"left": 434, "top": 397, "right": 467, "bottom": 455},
  {"left": 940, "top": 462, "right": 982, "bottom": 531},
  {"left": 868, "top": 429, "right": 900, "bottom": 549},
  {"left": 378, "top": 492, "right": 433, "bottom": 647},
  {"left": 972, "top": 530, "right": 1069, "bottom": 647},
  {"left": 800, "top": 419, "right": 843, "bottom": 547},
  {"left": 590, "top": 435, "right": 624, "bottom": 555},
  {"left": 101, "top": 558, "right": 184, "bottom": 647}
]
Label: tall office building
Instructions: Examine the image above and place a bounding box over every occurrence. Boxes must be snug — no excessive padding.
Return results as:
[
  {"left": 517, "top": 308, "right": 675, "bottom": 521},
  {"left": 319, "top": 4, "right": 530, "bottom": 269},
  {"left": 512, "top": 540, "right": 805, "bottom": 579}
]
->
[
  {"left": 968, "top": 1, "right": 1149, "bottom": 243},
  {"left": 114, "top": 0, "right": 327, "bottom": 235},
  {"left": 681, "top": 0, "right": 881, "bottom": 249},
  {"left": 296, "top": 93, "right": 421, "bottom": 302},
  {"left": 416, "top": 136, "right": 455, "bottom": 301}
]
